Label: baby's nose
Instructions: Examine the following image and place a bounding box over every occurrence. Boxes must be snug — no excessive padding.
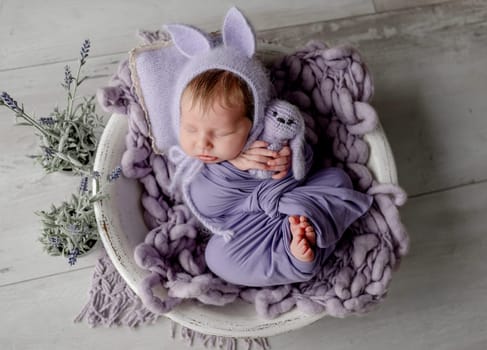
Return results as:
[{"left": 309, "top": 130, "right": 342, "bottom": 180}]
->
[{"left": 197, "top": 136, "right": 212, "bottom": 149}]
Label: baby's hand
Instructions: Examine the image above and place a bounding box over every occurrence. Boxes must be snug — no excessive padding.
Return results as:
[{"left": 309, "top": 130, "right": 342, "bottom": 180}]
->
[
  {"left": 268, "top": 145, "right": 291, "bottom": 180},
  {"left": 229, "top": 141, "right": 291, "bottom": 179},
  {"left": 229, "top": 140, "right": 276, "bottom": 171}
]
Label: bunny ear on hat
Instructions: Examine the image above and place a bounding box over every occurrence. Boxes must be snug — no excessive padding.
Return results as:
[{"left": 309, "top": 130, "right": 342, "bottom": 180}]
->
[
  {"left": 164, "top": 24, "right": 212, "bottom": 58},
  {"left": 222, "top": 7, "right": 256, "bottom": 58}
]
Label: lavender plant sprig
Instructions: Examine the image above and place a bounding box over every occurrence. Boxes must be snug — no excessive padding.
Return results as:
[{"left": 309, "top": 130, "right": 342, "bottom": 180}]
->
[
  {"left": 37, "top": 166, "right": 120, "bottom": 265},
  {"left": 1, "top": 39, "right": 104, "bottom": 174},
  {"left": 61, "top": 65, "right": 74, "bottom": 91},
  {"left": 66, "top": 39, "right": 91, "bottom": 119},
  {"left": 37, "top": 188, "right": 102, "bottom": 260},
  {"left": 1, "top": 92, "right": 59, "bottom": 139}
]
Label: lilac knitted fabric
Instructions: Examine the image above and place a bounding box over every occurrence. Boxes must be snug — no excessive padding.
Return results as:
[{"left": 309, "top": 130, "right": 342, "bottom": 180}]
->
[{"left": 97, "top": 33, "right": 409, "bottom": 319}]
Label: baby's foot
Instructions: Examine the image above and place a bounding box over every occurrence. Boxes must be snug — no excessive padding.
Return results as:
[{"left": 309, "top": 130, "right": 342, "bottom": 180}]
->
[{"left": 289, "top": 215, "right": 316, "bottom": 262}]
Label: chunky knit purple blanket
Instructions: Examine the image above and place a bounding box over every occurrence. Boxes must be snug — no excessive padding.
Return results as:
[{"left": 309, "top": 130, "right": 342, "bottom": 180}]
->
[{"left": 97, "top": 34, "right": 409, "bottom": 319}]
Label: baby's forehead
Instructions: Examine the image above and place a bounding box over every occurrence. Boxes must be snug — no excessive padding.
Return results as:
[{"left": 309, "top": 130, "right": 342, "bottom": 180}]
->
[{"left": 182, "top": 93, "right": 245, "bottom": 117}]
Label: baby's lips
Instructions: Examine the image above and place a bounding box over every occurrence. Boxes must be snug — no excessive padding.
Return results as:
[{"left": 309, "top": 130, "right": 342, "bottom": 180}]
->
[{"left": 198, "top": 155, "right": 218, "bottom": 162}]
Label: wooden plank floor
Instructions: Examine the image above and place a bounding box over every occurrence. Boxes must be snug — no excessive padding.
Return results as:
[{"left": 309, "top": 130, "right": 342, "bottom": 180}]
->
[{"left": 1, "top": 0, "right": 486, "bottom": 349}]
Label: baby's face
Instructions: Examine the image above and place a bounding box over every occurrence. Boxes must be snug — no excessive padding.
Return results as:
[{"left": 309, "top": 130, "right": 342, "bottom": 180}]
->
[{"left": 179, "top": 92, "right": 252, "bottom": 163}]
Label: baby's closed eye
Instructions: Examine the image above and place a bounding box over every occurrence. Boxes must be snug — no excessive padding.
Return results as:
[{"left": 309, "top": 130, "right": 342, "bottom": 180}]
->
[
  {"left": 183, "top": 125, "right": 198, "bottom": 133},
  {"left": 215, "top": 130, "right": 236, "bottom": 137}
]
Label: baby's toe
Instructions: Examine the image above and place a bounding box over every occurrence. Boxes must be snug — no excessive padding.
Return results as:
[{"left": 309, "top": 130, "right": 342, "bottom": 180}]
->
[
  {"left": 299, "top": 243, "right": 315, "bottom": 261},
  {"left": 288, "top": 215, "right": 300, "bottom": 226}
]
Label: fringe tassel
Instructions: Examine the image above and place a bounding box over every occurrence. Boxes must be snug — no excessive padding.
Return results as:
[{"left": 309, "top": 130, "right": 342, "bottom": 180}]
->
[
  {"left": 170, "top": 321, "right": 271, "bottom": 350},
  {"left": 74, "top": 253, "right": 160, "bottom": 327}
]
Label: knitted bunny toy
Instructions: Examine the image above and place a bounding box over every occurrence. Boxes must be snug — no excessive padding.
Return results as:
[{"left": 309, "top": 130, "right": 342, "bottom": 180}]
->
[{"left": 249, "top": 99, "right": 307, "bottom": 180}]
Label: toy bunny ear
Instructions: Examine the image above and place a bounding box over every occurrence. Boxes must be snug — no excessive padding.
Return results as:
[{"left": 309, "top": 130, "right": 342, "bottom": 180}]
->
[
  {"left": 290, "top": 116, "right": 306, "bottom": 181},
  {"left": 164, "top": 24, "right": 212, "bottom": 58},
  {"left": 222, "top": 7, "right": 256, "bottom": 57}
]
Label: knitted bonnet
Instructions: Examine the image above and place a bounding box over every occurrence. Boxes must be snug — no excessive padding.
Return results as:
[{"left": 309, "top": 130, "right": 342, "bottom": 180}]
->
[{"left": 129, "top": 7, "right": 273, "bottom": 155}]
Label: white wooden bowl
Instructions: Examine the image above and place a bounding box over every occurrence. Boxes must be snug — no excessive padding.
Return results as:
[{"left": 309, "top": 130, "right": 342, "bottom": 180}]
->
[
  {"left": 93, "top": 43, "right": 397, "bottom": 337},
  {"left": 93, "top": 112, "right": 397, "bottom": 338}
]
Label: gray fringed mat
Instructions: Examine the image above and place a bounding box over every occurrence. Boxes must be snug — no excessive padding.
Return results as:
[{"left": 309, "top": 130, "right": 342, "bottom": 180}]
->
[{"left": 74, "top": 250, "right": 270, "bottom": 350}]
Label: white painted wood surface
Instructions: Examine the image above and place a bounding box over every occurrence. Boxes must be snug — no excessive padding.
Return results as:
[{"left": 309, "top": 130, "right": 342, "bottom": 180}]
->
[
  {"left": 1, "top": 0, "right": 486, "bottom": 349},
  {"left": 373, "top": 0, "right": 453, "bottom": 12},
  {"left": 0, "top": 0, "right": 375, "bottom": 70}
]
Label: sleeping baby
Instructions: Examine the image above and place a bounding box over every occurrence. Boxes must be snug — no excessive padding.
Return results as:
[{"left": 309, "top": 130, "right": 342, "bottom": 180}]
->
[{"left": 165, "top": 7, "right": 372, "bottom": 287}]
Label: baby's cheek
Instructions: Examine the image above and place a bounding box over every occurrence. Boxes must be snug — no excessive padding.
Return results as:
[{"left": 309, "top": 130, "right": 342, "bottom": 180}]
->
[
  {"left": 234, "top": 138, "right": 248, "bottom": 155},
  {"left": 179, "top": 133, "right": 192, "bottom": 155},
  {"left": 222, "top": 143, "right": 242, "bottom": 160}
]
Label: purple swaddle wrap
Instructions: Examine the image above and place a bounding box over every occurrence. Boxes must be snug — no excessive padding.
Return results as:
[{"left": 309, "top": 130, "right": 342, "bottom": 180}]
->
[
  {"left": 97, "top": 7, "right": 409, "bottom": 319},
  {"left": 196, "top": 160, "right": 372, "bottom": 287}
]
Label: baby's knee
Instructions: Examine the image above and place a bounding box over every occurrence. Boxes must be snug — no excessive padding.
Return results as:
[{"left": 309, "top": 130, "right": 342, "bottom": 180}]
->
[{"left": 205, "top": 235, "right": 261, "bottom": 286}]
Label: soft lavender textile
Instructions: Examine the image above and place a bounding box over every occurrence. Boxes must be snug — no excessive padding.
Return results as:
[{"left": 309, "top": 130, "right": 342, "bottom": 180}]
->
[
  {"left": 97, "top": 34, "right": 409, "bottom": 319},
  {"left": 197, "top": 161, "right": 372, "bottom": 286}
]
